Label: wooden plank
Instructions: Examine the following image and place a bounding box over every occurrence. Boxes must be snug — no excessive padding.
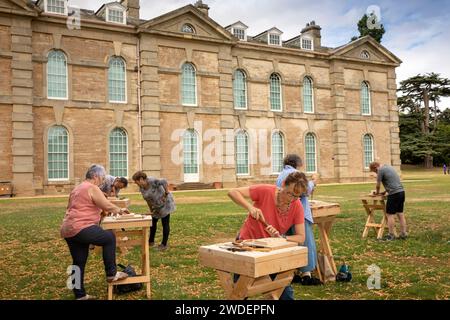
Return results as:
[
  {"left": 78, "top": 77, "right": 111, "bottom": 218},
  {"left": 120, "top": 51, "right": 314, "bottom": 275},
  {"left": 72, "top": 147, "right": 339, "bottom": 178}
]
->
[
  {"left": 216, "top": 270, "right": 234, "bottom": 297},
  {"left": 108, "top": 275, "right": 150, "bottom": 285},
  {"left": 143, "top": 227, "right": 151, "bottom": 299},
  {"left": 253, "top": 251, "right": 307, "bottom": 277},
  {"left": 199, "top": 245, "right": 307, "bottom": 277},
  {"left": 108, "top": 198, "right": 130, "bottom": 208},
  {"left": 246, "top": 277, "right": 292, "bottom": 296},
  {"left": 241, "top": 238, "right": 297, "bottom": 250},
  {"left": 102, "top": 217, "right": 152, "bottom": 230},
  {"left": 229, "top": 275, "right": 254, "bottom": 300},
  {"left": 199, "top": 244, "right": 307, "bottom": 264}
]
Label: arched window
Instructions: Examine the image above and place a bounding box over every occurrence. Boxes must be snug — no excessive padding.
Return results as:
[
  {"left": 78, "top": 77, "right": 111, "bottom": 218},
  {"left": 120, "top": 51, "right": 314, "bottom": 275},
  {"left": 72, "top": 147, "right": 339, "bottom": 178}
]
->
[
  {"left": 48, "top": 125, "right": 69, "bottom": 180},
  {"left": 183, "top": 129, "right": 199, "bottom": 180},
  {"left": 182, "top": 24, "right": 195, "bottom": 33},
  {"left": 303, "top": 76, "right": 314, "bottom": 113},
  {"left": 305, "top": 133, "right": 317, "bottom": 173},
  {"left": 360, "top": 50, "right": 370, "bottom": 59},
  {"left": 181, "top": 63, "right": 197, "bottom": 106},
  {"left": 108, "top": 56, "right": 126, "bottom": 102},
  {"left": 270, "top": 73, "right": 282, "bottom": 111},
  {"left": 109, "top": 128, "right": 128, "bottom": 177},
  {"left": 233, "top": 70, "right": 247, "bottom": 109},
  {"left": 363, "top": 134, "right": 374, "bottom": 169},
  {"left": 361, "top": 81, "right": 371, "bottom": 115},
  {"left": 47, "top": 50, "right": 68, "bottom": 99},
  {"left": 272, "top": 131, "right": 284, "bottom": 173},
  {"left": 235, "top": 130, "right": 249, "bottom": 175}
]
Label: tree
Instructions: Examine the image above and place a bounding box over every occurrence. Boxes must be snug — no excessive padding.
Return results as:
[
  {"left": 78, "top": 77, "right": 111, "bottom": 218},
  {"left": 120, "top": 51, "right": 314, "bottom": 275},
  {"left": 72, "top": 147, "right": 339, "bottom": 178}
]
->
[
  {"left": 398, "top": 73, "right": 450, "bottom": 168},
  {"left": 351, "top": 14, "right": 385, "bottom": 43}
]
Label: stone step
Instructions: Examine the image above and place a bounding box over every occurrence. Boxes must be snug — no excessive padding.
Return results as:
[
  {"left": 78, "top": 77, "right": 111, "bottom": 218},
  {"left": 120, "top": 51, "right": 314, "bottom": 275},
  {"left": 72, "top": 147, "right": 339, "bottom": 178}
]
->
[{"left": 175, "top": 182, "right": 221, "bottom": 191}]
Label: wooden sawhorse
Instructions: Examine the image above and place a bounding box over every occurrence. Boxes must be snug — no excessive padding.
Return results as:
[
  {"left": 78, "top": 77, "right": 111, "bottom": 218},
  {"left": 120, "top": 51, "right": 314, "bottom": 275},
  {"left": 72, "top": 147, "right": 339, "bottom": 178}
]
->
[
  {"left": 310, "top": 200, "right": 340, "bottom": 283},
  {"left": 361, "top": 195, "right": 388, "bottom": 239},
  {"left": 199, "top": 242, "right": 308, "bottom": 300},
  {"left": 101, "top": 216, "right": 152, "bottom": 300}
]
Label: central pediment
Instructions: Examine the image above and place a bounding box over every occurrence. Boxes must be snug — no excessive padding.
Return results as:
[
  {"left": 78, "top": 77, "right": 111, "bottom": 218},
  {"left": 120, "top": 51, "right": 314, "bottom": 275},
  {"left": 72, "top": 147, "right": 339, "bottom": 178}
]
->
[{"left": 138, "top": 5, "right": 234, "bottom": 42}]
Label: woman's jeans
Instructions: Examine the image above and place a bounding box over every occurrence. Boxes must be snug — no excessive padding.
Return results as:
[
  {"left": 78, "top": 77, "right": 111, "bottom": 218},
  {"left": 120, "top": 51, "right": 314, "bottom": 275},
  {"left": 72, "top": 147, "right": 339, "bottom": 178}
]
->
[
  {"left": 65, "top": 225, "right": 116, "bottom": 299},
  {"left": 149, "top": 214, "right": 170, "bottom": 246}
]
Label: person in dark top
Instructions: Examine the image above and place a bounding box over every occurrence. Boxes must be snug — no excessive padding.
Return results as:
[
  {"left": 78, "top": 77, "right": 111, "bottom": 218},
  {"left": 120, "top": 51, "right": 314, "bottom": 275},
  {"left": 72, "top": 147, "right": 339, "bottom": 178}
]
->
[
  {"left": 132, "top": 171, "right": 176, "bottom": 251},
  {"left": 369, "top": 162, "right": 408, "bottom": 241}
]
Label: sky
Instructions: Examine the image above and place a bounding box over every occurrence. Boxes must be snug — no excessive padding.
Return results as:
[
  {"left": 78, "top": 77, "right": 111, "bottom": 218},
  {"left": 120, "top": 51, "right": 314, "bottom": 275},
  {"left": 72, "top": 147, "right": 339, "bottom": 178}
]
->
[{"left": 70, "top": 0, "right": 450, "bottom": 109}]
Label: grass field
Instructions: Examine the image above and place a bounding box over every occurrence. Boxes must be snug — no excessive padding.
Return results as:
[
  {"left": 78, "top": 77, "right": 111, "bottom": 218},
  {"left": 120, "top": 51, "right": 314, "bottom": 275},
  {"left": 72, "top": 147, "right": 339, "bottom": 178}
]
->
[{"left": 0, "top": 167, "right": 449, "bottom": 300}]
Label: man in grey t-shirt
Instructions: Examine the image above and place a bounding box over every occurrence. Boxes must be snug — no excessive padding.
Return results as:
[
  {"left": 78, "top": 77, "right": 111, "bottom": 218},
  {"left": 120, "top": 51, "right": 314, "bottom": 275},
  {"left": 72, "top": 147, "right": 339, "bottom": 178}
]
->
[{"left": 369, "top": 162, "right": 408, "bottom": 241}]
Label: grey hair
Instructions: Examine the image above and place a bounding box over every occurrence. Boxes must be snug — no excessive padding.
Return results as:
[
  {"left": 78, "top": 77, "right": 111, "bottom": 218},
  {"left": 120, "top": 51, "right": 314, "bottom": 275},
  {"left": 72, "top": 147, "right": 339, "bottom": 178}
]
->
[{"left": 85, "top": 164, "right": 106, "bottom": 179}]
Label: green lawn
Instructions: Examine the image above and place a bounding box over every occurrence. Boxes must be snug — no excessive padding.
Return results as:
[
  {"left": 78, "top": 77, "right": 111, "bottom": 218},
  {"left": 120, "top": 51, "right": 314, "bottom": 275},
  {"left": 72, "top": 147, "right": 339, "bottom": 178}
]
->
[{"left": 0, "top": 167, "right": 449, "bottom": 300}]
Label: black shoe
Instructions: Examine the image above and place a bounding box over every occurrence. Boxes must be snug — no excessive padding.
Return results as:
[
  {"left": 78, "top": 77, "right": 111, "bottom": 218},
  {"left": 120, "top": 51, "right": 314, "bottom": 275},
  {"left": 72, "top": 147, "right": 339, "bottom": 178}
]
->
[
  {"left": 300, "top": 275, "right": 323, "bottom": 286},
  {"left": 380, "top": 234, "right": 396, "bottom": 241},
  {"left": 292, "top": 274, "right": 302, "bottom": 284},
  {"left": 398, "top": 233, "right": 408, "bottom": 240}
]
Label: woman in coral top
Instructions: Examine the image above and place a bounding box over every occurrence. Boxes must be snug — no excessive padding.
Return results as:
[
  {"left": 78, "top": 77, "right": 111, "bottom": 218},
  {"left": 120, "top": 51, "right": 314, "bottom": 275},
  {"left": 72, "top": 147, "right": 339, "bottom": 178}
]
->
[
  {"left": 60, "top": 164, "right": 130, "bottom": 300},
  {"left": 227, "top": 171, "right": 307, "bottom": 300}
]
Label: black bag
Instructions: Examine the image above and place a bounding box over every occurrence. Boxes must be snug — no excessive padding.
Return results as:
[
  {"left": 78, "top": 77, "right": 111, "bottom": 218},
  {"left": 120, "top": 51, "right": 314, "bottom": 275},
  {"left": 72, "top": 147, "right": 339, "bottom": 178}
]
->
[{"left": 113, "top": 264, "right": 143, "bottom": 294}]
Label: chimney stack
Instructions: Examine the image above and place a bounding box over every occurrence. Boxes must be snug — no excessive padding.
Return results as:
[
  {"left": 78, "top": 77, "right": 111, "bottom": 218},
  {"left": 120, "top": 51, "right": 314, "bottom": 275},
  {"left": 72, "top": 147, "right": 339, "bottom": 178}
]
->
[
  {"left": 194, "top": 0, "right": 210, "bottom": 16},
  {"left": 121, "top": 0, "right": 140, "bottom": 21},
  {"left": 301, "top": 21, "right": 321, "bottom": 48}
]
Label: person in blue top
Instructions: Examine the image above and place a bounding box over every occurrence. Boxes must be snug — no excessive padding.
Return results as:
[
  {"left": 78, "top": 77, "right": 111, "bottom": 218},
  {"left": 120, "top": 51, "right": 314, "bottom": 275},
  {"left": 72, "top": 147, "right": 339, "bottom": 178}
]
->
[{"left": 276, "top": 154, "right": 322, "bottom": 285}]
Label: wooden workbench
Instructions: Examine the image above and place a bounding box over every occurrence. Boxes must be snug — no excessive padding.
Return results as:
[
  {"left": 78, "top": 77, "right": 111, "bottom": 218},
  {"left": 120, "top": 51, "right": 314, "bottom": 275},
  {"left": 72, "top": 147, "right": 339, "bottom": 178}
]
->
[
  {"left": 199, "top": 241, "right": 308, "bottom": 300},
  {"left": 310, "top": 200, "right": 340, "bottom": 283},
  {"left": 107, "top": 197, "right": 130, "bottom": 208},
  {"left": 361, "top": 194, "right": 388, "bottom": 239},
  {"left": 101, "top": 215, "right": 152, "bottom": 300}
]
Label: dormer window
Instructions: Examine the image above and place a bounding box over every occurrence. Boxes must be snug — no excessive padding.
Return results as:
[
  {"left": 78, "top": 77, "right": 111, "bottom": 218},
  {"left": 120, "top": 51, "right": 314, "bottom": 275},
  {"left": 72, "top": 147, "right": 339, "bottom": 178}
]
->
[
  {"left": 226, "top": 21, "right": 248, "bottom": 42},
  {"left": 233, "top": 28, "right": 245, "bottom": 41},
  {"left": 269, "top": 34, "right": 281, "bottom": 46},
  {"left": 361, "top": 50, "right": 370, "bottom": 59},
  {"left": 301, "top": 37, "right": 313, "bottom": 50},
  {"left": 95, "top": 3, "right": 127, "bottom": 25},
  {"left": 44, "top": 0, "right": 67, "bottom": 15},
  {"left": 182, "top": 24, "right": 195, "bottom": 34},
  {"left": 107, "top": 8, "right": 125, "bottom": 24}
]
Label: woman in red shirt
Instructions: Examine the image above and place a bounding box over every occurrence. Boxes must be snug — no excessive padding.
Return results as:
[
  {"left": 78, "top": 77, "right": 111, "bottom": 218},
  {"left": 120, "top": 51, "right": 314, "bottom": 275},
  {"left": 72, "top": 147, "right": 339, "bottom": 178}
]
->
[{"left": 227, "top": 171, "right": 307, "bottom": 300}]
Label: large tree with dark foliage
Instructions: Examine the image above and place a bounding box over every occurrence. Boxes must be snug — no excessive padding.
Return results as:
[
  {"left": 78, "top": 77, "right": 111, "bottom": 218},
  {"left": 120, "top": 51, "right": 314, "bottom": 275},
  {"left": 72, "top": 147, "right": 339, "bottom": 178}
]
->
[{"left": 398, "top": 73, "right": 450, "bottom": 167}]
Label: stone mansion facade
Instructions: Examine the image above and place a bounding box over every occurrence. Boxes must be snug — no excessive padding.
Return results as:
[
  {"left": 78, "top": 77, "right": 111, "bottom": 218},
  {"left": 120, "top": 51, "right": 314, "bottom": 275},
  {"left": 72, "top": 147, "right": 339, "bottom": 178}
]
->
[{"left": 0, "top": 0, "right": 402, "bottom": 196}]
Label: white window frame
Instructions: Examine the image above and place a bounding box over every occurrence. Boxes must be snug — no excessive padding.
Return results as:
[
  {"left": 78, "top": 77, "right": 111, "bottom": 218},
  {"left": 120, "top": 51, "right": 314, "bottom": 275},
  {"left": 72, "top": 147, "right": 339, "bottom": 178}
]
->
[
  {"left": 361, "top": 81, "right": 372, "bottom": 116},
  {"left": 301, "top": 36, "right": 314, "bottom": 50},
  {"left": 235, "top": 130, "right": 250, "bottom": 176},
  {"left": 47, "top": 50, "right": 68, "bottom": 100},
  {"left": 271, "top": 131, "right": 285, "bottom": 174},
  {"left": 44, "top": 0, "right": 68, "bottom": 15},
  {"left": 109, "top": 128, "right": 129, "bottom": 178},
  {"left": 303, "top": 76, "right": 315, "bottom": 114},
  {"left": 182, "top": 24, "right": 195, "bottom": 34},
  {"left": 363, "top": 134, "right": 374, "bottom": 169},
  {"left": 269, "top": 73, "right": 283, "bottom": 112},
  {"left": 305, "top": 133, "right": 317, "bottom": 173},
  {"left": 106, "top": 6, "right": 126, "bottom": 25},
  {"left": 108, "top": 56, "right": 127, "bottom": 104},
  {"left": 181, "top": 63, "right": 198, "bottom": 107},
  {"left": 268, "top": 33, "right": 281, "bottom": 46},
  {"left": 183, "top": 129, "right": 200, "bottom": 182},
  {"left": 360, "top": 50, "right": 370, "bottom": 60},
  {"left": 232, "top": 27, "right": 246, "bottom": 41},
  {"left": 47, "top": 125, "right": 69, "bottom": 182},
  {"left": 233, "top": 69, "right": 248, "bottom": 110}
]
